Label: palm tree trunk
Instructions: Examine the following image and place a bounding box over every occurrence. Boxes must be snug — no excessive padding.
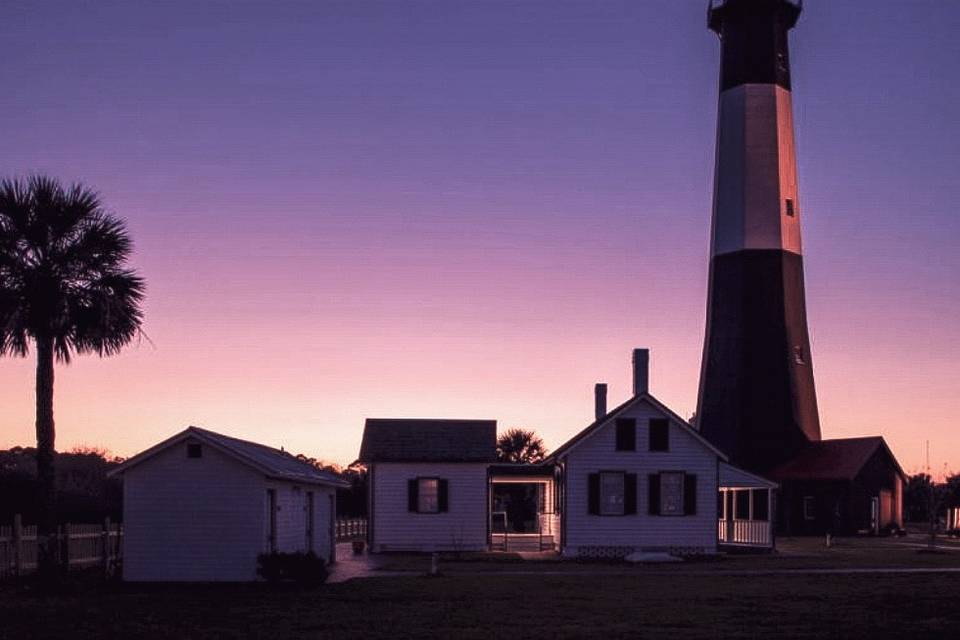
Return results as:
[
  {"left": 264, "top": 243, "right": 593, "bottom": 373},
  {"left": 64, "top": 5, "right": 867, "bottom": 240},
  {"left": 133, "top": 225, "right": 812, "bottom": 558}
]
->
[{"left": 35, "top": 334, "right": 58, "bottom": 578}]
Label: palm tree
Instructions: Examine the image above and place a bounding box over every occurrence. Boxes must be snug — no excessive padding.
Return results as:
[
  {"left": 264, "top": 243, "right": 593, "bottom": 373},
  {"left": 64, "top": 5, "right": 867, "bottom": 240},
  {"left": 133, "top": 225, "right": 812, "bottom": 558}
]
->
[
  {"left": 0, "top": 175, "right": 145, "bottom": 576},
  {"left": 496, "top": 428, "right": 547, "bottom": 464}
]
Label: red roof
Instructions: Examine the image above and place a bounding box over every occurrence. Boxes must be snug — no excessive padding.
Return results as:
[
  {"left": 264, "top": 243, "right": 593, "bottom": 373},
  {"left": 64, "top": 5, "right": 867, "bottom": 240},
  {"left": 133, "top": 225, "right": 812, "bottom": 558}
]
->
[{"left": 767, "top": 437, "right": 904, "bottom": 482}]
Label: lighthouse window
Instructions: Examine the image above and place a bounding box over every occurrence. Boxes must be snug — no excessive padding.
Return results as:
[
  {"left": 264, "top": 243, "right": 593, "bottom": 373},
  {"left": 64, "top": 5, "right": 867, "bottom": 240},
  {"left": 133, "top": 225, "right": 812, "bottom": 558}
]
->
[
  {"left": 785, "top": 199, "right": 796, "bottom": 217},
  {"left": 793, "top": 345, "right": 806, "bottom": 365}
]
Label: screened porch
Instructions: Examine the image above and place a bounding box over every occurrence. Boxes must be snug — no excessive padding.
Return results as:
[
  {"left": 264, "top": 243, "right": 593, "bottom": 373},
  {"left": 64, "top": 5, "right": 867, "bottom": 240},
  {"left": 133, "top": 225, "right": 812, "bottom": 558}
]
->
[
  {"left": 488, "top": 464, "right": 559, "bottom": 552},
  {"left": 718, "top": 462, "right": 778, "bottom": 549}
]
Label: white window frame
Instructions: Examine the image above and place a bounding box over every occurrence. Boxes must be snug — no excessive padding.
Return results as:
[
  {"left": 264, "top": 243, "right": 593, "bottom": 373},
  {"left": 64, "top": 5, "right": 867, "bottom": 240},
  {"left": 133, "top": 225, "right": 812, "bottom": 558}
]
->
[
  {"left": 660, "top": 471, "right": 685, "bottom": 516},
  {"left": 599, "top": 472, "right": 625, "bottom": 516}
]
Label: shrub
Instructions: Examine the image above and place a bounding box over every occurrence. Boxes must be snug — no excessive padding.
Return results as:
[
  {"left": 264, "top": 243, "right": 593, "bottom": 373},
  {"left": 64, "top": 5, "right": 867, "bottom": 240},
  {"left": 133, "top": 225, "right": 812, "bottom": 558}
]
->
[{"left": 256, "top": 552, "right": 328, "bottom": 585}]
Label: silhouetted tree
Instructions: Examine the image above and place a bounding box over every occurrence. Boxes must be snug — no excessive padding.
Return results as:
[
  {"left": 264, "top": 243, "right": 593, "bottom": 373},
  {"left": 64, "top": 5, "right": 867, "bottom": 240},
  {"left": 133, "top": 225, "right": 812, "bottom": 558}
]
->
[
  {"left": 496, "top": 428, "right": 547, "bottom": 464},
  {"left": 0, "top": 176, "right": 144, "bottom": 578},
  {"left": 905, "top": 473, "right": 935, "bottom": 523},
  {"left": 0, "top": 446, "right": 123, "bottom": 523}
]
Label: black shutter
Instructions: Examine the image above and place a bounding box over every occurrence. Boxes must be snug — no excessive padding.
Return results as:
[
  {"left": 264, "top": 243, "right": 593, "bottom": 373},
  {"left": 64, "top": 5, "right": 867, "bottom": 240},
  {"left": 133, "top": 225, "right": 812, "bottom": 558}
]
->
[
  {"left": 648, "top": 474, "right": 661, "bottom": 515},
  {"left": 408, "top": 479, "right": 418, "bottom": 512},
  {"left": 438, "top": 479, "right": 449, "bottom": 512},
  {"left": 649, "top": 418, "right": 669, "bottom": 451},
  {"left": 624, "top": 473, "right": 638, "bottom": 515},
  {"left": 615, "top": 418, "right": 636, "bottom": 451},
  {"left": 588, "top": 473, "right": 600, "bottom": 515},
  {"left": 684, "top": 474, "right": 697, "bottom": 515}
]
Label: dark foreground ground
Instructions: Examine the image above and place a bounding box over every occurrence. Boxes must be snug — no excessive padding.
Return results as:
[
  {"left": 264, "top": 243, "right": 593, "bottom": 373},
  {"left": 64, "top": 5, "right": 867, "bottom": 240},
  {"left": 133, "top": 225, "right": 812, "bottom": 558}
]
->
[
  {"left": 3, "top": 571, "right": 959, "bottom": 640},
  {"left": 4, "top": 537, "right": 960, "bottom": 639}
]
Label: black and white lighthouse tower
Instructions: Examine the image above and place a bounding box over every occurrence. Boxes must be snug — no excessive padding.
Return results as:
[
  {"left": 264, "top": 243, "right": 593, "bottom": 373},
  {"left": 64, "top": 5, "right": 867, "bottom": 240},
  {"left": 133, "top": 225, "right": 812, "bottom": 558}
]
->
[{"left": 697, "top": 0, "right": 821, "bottom": 473}]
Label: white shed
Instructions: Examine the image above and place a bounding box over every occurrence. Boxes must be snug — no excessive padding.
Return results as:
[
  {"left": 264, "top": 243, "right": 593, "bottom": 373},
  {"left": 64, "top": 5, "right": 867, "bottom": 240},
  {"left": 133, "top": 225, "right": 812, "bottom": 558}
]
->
[{"left": 109, "top": 426, "right": 348, "bottom": 582}]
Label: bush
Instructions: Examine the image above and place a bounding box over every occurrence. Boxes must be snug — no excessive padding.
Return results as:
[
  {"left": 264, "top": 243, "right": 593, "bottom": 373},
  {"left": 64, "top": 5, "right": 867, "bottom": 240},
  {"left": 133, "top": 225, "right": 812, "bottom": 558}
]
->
[{"left": 256, "top": 552, "right": 328, "bottom": 585}]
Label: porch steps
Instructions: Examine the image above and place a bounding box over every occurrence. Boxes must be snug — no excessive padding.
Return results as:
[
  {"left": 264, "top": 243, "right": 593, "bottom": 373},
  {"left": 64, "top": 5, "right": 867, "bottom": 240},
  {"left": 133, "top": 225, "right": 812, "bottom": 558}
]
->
[{"left": 490, "top": 534, "right": 555, "bottom": 552}]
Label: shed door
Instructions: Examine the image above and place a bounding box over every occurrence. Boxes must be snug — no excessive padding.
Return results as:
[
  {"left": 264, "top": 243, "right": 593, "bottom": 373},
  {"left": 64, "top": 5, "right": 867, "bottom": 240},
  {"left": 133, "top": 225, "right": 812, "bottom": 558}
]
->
[
  {"left": 879, "top": 490, "right": 893, "bottom": 528},
  {"left": 306, "top": 491, "right": 315, "bottom": 553}
]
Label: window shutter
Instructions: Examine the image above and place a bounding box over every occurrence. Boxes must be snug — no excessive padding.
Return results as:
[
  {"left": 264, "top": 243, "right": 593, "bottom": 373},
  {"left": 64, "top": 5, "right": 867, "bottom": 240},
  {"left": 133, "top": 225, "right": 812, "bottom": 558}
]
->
[
  {"left": 648, "top": 474, "right": 661, "bottom": 515},
  {"left": 615, "top": 418, "right": 636, "bottom": 451},
  {"left": 587, "top": 473, "right": 600, "bottom": 515},
  {"left": 684, "top": 474, "right": 697, "bottom": 515},
  {"left": 624, "top": 473, "right": 638, "bottom": 515},
  {"left": 438, "top": 479, "right": 449, "bottom": 513},
  {"left": 649, "top": 418, "right": 669, "bottom": 451},
  {"left": 408, "top": 479, "right": 418, "bottom": 512}
]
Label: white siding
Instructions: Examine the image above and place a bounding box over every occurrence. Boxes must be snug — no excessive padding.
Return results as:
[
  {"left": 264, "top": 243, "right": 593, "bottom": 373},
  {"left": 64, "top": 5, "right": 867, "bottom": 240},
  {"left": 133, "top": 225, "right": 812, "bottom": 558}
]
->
[
  {"left": 265, "top": 481, "right": 336, "bottom": 563},
  {"left": 561, "top": 400, "right": 719, "bottom": 556},
  {"left": 123, "top": 440, "right": 264, "bottom": 581},
  {"left": 371, "top": 462, "right": 488, "bottom": 552}
]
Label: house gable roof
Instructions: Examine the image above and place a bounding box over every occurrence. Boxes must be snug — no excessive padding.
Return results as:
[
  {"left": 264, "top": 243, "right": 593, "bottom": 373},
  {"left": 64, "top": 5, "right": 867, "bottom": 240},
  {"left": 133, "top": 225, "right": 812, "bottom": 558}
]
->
[
  {"left": 548, "top": 393, "right": 728, "bottom": 462},
  {"left": 108, "top": 426, "right": 349, "bottom": 488},
  {"left": 767, "top": 436, "right": 906, "bottom": 482},
  {"left": 359, "top": 419, "right": 497, "bottom": 463}
]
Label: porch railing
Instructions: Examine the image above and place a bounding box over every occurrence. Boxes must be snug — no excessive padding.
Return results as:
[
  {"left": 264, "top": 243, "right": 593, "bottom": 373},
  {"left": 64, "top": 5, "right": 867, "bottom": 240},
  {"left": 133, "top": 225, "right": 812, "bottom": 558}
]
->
[
  {"left": 335, "top": 518, "right": 367, "bottom": 542},
  {"left": 718, "top": 519, "right": 772, "bottom": 547}
]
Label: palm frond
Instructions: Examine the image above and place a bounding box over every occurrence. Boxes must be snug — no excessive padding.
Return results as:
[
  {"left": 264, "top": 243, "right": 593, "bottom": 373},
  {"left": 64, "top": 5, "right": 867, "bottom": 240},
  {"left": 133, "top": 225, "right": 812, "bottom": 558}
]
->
[{"left": 0, "top": 174, "right": 145, "bottom": 363}]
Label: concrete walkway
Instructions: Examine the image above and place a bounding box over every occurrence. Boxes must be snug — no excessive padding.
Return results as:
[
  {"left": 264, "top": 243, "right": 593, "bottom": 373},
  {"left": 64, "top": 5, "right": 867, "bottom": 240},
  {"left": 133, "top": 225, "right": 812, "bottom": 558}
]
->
[{"left": 326, "top": 543, "right": 418, "bottom": 584}]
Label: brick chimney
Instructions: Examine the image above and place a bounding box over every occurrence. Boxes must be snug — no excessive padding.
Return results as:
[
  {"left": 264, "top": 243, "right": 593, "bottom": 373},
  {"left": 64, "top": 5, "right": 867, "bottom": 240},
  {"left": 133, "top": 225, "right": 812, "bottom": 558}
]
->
[
  {"left": 594, "top": 383, "right": 607, "bottom": 421},
  {"left": 633, "top": 348, "right": 649, "bottom": 396}
]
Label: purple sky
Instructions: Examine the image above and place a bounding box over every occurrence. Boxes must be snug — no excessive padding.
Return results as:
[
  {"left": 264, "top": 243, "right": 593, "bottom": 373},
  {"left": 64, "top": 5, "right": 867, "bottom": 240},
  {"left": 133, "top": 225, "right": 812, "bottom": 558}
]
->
[{"left": 1, "top": 1, "right": 958, "bottom": 473}]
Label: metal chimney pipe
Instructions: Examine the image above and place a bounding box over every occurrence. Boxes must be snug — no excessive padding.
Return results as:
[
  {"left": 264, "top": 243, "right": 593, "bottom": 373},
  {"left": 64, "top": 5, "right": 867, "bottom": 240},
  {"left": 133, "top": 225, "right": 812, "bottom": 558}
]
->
[{"left": 594, "top": 383, "right": 608, "bottom": 421}]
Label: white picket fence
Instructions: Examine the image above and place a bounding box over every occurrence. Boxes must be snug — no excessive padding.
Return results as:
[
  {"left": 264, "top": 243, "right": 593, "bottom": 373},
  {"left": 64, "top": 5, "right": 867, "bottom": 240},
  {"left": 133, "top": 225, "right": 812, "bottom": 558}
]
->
[
  {"left": 335, "top": 518, "right": 367, "bottom": 541},
  {"left": 0, "top": 515, "right": 122, "bottom": 579}
]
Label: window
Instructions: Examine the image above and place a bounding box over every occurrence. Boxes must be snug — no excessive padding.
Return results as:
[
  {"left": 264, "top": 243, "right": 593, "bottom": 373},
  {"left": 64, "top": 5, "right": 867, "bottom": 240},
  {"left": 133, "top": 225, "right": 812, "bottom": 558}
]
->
[
  {"left": 793, "top": 345, "right": 806, "bottom": 365},
  {"left": 187, "top": 443, "right": 202, "bottom": 458},
  {"left": 752, "top": 489, "right": 770, "bottom": 521},
  {"left": 418, "top": 478, "right": 440, "bottom": 514},
  {"left": 803, "top": 496, "right": 816, "bottom": 521},
  {"left": 649, "top": 472, "right": 696, "bottom": 516},
  {"left": 785, "top": 198, "right": 796, "bottom": 217},
  {"left": 600, "top": 472, "right": 625, "bottom": 515},
  {"left": 408, "top": 478, "right": 448, "bottom": 514},
  {"left": 588, "top": 472, "right": 636, "bottom": 516},
  {"left": 649, "top": 418, "right": 669, "bottom": 451},
  {"left": 615, "top": 418, "right": 636, "bottom": 451},
  {"left": 660, "top": 472, "right": 685, "bottom": 516}
]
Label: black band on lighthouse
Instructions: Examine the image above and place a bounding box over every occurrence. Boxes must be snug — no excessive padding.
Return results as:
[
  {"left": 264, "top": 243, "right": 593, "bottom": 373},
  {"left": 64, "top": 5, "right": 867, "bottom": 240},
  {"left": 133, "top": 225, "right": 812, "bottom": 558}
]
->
[{"left": 708, "top": 0, "right": 801, "bottom": 92}]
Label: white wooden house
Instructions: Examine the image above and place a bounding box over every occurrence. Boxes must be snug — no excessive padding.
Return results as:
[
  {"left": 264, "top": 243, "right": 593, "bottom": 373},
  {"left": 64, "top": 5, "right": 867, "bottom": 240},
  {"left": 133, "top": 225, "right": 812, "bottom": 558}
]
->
[
  {"left": 359, "top": 419, "right": 496, "bottom": 552},
  {"left": 109, "top": 426, "right": 348, "bottom": 581},
  {"left": 359, "top": 349, "right": 776, "bottom": 557}
]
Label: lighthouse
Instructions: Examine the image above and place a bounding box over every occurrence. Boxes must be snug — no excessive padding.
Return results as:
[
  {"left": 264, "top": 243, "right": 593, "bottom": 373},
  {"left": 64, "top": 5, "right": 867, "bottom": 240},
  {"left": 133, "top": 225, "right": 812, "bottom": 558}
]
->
[{"left": 696, "top": 0, "right": 821, "bottom": 473}]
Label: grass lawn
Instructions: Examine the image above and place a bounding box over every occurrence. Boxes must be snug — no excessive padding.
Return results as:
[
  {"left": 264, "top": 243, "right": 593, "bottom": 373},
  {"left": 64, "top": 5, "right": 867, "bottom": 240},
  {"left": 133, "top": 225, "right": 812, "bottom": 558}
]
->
[
  {"left": 2, "top": 572, "right": 958, "bottom": 639},
  {"left": 4, "top": 537, "right": 959, "bottom": 639},
  {"left": 374, "top": 535, "right": 960, "bottom": 573}
]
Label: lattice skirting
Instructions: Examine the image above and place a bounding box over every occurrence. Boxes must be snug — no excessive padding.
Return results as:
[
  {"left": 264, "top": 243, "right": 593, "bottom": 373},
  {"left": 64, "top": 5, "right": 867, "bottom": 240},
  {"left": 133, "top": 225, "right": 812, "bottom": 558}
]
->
[{"left": 575, "top": 545, "right": 709, "bottom": 559}]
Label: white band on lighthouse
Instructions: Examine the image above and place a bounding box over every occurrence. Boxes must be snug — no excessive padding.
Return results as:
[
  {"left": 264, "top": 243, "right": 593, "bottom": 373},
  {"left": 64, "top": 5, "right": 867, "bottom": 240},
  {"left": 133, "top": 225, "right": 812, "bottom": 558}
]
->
[{"left": 710, "top": 84, "right": 803, "bottom": 257}]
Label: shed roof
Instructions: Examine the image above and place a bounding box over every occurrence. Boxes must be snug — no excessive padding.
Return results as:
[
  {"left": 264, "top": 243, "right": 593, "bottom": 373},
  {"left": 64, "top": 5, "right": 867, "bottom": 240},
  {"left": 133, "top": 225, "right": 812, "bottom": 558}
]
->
[
  {"left": 767, "top": 437, "right": 905, "bottom": 482},
  {"left": 358, "top": 419, "right": 497, "bottom": 463},
  {"left": 108, "top": 426, "right": 349, "bottom": 488}
]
